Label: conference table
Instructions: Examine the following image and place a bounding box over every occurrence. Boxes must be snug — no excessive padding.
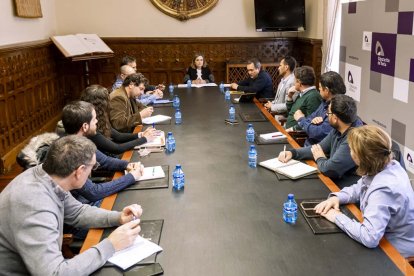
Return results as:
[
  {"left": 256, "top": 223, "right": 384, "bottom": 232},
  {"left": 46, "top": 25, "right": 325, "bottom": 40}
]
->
[{"left": 83, "top": 86, "right": 412, "bottom": 275}]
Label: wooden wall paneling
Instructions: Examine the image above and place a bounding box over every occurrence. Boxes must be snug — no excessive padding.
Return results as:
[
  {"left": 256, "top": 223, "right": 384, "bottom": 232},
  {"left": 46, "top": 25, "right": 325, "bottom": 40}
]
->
[{"left": 0, "top": 41, "right": 64, "bottom": 173}]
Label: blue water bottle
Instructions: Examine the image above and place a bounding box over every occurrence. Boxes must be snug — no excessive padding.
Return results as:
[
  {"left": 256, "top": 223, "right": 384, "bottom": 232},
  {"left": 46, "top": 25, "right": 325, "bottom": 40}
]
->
[
  {"left": 166, "top": 132, "right": 176, "bottom": 153},
  {"left": 173, "top": 95, "right": 180, "bottom": 108},
  {"left": 283, "top": 194, "right": 298, "bottom": 224},
  {"left": 175, "top": 108, "right": 182, "bottom": 125},
  {"left": 246, "top": 123, "right": 255, "bottom": 143},
  {"left": 229, "top": 105, "right": 235, "bottom": 121},
  {"left": 219, "top": 81, "right": 224, "bottom": 93},
  {"left": 248, "top": 145, "right": 257, "bottom": 168},
  {"left": 169, "top": 83, "right": 174, "bottom": 93},
  {"left": 187, "top": 80, "right": 191, "bottom": 88},
  {"left": 173, "top": 164, "right": 185, "bottom": 191},
  {"left": 225, "top": 89, "right": 231, "bottom": 101}
]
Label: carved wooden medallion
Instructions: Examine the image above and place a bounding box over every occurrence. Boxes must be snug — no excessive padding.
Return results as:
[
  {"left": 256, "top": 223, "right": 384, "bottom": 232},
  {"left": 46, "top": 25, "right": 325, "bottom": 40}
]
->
[{"left": 150, "top": 0, "right": 219, "bottom": 21}]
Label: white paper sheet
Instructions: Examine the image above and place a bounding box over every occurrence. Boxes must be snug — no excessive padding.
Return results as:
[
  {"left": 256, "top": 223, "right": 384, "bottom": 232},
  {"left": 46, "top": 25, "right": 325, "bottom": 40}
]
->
[
  {"left": 259, "top": 132, "right": 286, "bottom": 141},
  {"left": 142, "top": 115, "right": 171, "bottom": 125},
  {"left": 108, "top": 235, "right": 163, "bottom": 270}
]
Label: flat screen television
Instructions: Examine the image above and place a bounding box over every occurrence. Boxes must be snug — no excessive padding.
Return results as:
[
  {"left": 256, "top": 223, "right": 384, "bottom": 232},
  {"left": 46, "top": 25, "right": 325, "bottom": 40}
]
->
[{"left": 254, "top": 0, "right": 306, "bottom": 32}]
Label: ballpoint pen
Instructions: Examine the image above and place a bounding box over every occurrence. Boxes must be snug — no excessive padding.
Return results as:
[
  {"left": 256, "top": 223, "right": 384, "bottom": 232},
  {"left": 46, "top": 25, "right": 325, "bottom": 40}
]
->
[{"left": 272, "top": 134, "right": 284, "bottom": 138}]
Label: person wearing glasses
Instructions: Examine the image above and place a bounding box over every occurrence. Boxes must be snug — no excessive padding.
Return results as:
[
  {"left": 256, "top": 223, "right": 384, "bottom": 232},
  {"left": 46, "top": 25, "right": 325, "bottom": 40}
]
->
[
  {"left": 110, "top": 73, "right": 154, "bottom": 133},
  {"left": 0, "top": 135, "right": 143, "bottom": 275},
  {"left": 290, "top": 71, "right": 346, "bottom": 146},
  {"left": 315, "top": 125, "right": 414, "bottom": 257},
  {"left": 62, "top": 101, "right": 143, "bottom": 210},
  {"left": 278, "top": 94, "right": 363, "bottom": 182}
]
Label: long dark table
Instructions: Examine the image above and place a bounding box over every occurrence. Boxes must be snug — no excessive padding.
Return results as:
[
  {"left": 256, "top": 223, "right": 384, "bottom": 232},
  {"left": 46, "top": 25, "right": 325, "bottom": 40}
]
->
[{"left": 85, "top": 86, "right": 411, "bottom": 275}]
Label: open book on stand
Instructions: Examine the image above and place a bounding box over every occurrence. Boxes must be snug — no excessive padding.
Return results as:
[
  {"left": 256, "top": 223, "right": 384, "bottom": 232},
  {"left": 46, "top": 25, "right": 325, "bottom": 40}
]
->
[
  {"left": 51, "top": 33, "right": 113, "bottom": 59},
  {"left": 259, "top": 158, "right": 318, "bottom": 179}
]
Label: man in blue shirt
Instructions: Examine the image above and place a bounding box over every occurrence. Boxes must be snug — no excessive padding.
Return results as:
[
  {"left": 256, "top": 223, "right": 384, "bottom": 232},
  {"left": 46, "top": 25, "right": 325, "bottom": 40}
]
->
[
  {"left": 278, "top": 94, "right": 363, "bottom": 180},
  {"left": 292, "top": 71, "right": 346, "bottom": 146},
  {"left": 230, "top": 58, "right": 274, "bottom": 99}
]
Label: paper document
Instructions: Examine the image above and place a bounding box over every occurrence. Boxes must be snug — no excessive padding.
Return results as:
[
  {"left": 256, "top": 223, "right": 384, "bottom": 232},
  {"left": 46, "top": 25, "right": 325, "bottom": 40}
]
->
[
  {"left": 223, "top": 84, "right": 231, "bottom": 88},
  {"left": 177, "top": 83, "right": 217, "bottom": 88},
  {"left": 51, "top": 33, "right": 113, "bottom": 57},
  {"left": 259, "top": 132, "right": 287, "bottom": 141},
  {"left": 108, "top": 235, "right": 163, "bottom": 270},
  {"left": 142, "top": 115, "right": 171, "bottom": 125},
  {"left": 259, "top": 158, "right": 318, "bottom": 179},
  {"left": 233, "top": 97, "right": 240, "bottom": 103},
  {"left": 125, "top": 166, "right": 165, "bottom": 181},
  {"left": 135, "top": 131, "right": 165, "bottom": 149},
  {"left": 154, "top": 99, "right": 172, "bottom": 104}
]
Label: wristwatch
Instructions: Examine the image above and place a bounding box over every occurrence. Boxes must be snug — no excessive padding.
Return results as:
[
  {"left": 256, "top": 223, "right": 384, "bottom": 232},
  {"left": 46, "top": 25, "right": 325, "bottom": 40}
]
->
[{"left": 150, "top": 0, "right": 219, "bottom": 21}]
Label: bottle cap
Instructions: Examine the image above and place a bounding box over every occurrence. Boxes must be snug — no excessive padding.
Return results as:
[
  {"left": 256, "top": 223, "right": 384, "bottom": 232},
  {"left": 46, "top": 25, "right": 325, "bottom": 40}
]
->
[
  {"left": 248, "top": 123, "right": 253, "bottom": 127},
  {"left": 288, "top": 194, "right": 294, "bottom": 199},
  {"left": 168, "top": 131, "right": 172, "bottom": 135},
  {"left": 176, "top": 164, "right": 181, "bottom": 169},
  {"left": 250, "top": 145, "right": 255, "bottom": 149}
]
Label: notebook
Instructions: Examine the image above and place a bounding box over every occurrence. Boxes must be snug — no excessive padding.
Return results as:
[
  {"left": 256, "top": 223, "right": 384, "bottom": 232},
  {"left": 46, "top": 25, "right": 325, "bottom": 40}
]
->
[
  {"left": 259, "top": 158, "right": 318, "bottom": 179},
  {"left": 124, "top": 165, "right": 169, "bottom": 190},
  {"left": 255, "top": 132, "right": 287, "bottom": 144},
  {"left": 134, "top": 131, "right": 165, "bottom": 151},
  {"left": 231, "top": 93, "right": 256, "bottom": 103}
]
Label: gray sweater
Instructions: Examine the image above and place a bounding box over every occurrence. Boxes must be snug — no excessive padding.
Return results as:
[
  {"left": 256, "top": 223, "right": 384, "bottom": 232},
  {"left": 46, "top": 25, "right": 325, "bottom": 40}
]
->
[{"left": 0, "top": 165, "right": 121, "bottom": 275}]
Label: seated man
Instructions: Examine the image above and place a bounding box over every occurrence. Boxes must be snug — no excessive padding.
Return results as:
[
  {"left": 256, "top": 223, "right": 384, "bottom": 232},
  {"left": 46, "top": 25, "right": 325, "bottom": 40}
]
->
[
  {"left": 230, "top": 58, "right": 274, "bottom": 99},
  {"left": 278, "top": 94, "right": 363, "bottom": 180},
  {"left": 113, "top": 56, "right": 164, "bottom": 105},
  {"left": 292, "top": 71, "right": 346, "bottom": 146},
  {"left": 284, "top": 66, "right": 322, "bottom": 130},
  {"left": 110, "top": 73, "right": 154, "bottom": 133},
  {"left": 0, "top": 135, "right": 142, "bottom": 275},
  {"left": 62, "top": 101, "right": 143, "bottom": 208},
  {"left": 264, "top": 56, "right": 296, "bottom": 114}
]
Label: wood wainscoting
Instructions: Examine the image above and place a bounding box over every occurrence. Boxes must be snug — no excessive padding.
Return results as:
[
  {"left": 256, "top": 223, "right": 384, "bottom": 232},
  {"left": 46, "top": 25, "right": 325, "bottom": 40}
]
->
[{"left": 0, "top": 37, "right": 321, "bottom": 174}]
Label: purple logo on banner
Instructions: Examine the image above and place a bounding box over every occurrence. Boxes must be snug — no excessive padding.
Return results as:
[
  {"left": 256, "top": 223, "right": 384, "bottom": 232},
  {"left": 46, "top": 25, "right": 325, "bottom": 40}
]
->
[{"left": 370, "top": 33, "right": 397, "bottom": 77}]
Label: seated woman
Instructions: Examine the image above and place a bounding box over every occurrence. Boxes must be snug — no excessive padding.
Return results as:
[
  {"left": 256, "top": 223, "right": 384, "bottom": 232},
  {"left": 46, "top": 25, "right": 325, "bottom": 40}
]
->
[
  {"left": 80, "top": 84, "right": 156, "bottom": 156},
  {"left": 183, "top": 53, "right": 215, "bottom": 84},
  {"left": 315, "top": 125, "right": 414, "bottom": 258}
]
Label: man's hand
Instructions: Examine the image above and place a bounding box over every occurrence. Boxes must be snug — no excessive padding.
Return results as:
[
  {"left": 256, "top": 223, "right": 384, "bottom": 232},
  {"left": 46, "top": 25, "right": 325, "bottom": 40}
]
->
[
  {"left": 285, "top": 127, "right": 294, "bottom": 132},
  {"left": 107, "top": 219, "right": 141, "bottom": 251},
  {"left": 119, "top": 203, "right": 143, "bottom": 225},
  {"left": 127, "top": 162, "right": 144, "bottom": 181},
  {"left": 287, "top": 86, "right": 297, "bottom": 100},
  {"left": 293, "top": 109, "right": 305, "bottom": 121},
  {"left": 311, "top": 116, "right": 324, "bottom": 125},
  {"left": 278, "top": 150, "right": 293, "bottom": 163},
  {"left": 230, "top": 83, "right": 238, "bottom": 90},
  {"left": 311, "top": 144, "right": 326, "bottom": 160},
  {"left": 140, "top": 107, "right": 153, "bottom": 118},
  {"left": 156, "top": 84, "right": 165, "bottom": 91},
  {"left": 264, "top": 101, "right": 272, "bottom": 110},
  {"left": 153, "top": 89, "right": 163, "bottom": 98},
  {"left": 142, "top": 127, "right": 156, "bottom": 142}
]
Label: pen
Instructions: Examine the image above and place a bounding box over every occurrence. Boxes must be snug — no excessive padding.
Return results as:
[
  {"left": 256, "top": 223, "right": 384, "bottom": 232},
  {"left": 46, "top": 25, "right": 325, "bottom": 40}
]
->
[
  {"left": 152, "top": 122, "right": 155, "bottom": 129},
  {"left": 272, "top": 134, "right": 283, "bottom": 138},
  {"left": 132, "top": 215, "right": 137, "bottom": 221},
  {"left": 283, "top": 145, "right": 286, "bottom": 159}
]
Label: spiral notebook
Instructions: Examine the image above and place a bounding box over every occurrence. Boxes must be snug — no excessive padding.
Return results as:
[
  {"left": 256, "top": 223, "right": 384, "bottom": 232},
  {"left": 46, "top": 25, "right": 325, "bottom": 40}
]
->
[{"left": 259, "top": 158, "right": 318, "bottom": 179}]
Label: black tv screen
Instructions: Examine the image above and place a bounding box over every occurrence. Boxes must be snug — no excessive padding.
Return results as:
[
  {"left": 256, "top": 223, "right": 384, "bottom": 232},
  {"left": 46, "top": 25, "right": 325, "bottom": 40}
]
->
[{"left": 254, "top": 0, "right": 306, "bottom": 32}]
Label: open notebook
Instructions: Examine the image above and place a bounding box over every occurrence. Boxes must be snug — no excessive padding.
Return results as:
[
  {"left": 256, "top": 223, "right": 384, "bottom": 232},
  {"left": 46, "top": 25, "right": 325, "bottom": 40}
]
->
[
  {"left": 135, "top": 131, "right": 165, "bottom": 151},
  {"left": 259, "top": 158, "right": 318, "bottom": 179}
]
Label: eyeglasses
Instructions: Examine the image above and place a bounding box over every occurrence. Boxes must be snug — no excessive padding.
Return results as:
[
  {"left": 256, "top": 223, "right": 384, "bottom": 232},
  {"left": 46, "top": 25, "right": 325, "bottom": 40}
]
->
[{"left": 85, "top": 162, "right": 100, "bottom": 171}]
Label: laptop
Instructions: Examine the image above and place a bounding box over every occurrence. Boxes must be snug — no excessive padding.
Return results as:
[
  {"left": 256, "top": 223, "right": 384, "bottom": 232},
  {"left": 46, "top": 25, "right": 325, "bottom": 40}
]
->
[{"left": 232, "top": 93, "right": 256, "bottom": 103}]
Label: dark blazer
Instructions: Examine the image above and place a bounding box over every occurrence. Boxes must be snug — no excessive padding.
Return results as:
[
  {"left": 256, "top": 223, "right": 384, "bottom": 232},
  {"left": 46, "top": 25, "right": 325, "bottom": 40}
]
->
[
  {"left": 183, "top": 67, "right": 215, "bottom": 83},
  {"left": 237, "top": 70, "right": 273, "bottom": 99}
]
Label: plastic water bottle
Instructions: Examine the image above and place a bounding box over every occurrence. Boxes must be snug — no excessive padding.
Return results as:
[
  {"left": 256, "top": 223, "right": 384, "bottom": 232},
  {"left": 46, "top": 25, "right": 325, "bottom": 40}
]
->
[
  {"left": 173, "top": 164, "right": 185, "bottom": 191},
  {"left": 225, "top": 89, "right": 231, "bottom": 101},
  {"left": 283, "top": 194, "right": 298, "bottom": 224},
  {"left": 175, "top": 108, "right": 182, "bottom": 125},
  {"left": 248, "top": 145, "right": 257, "bottom": 168},
  {"left": 246, "top": 123, "right": 255, "bottom": 143},
  {"left": 173, "top": 95, "right": 180, "bottom": 108},
  {"left": 166, "top": 132, "right": 176, "bottom": 153},
  {"left": 187, "top": 80, "right": 191, "bottom": 88},
  {"left": 219, "top": 81, "right": 224, "bottom": 93},
  {"left": 169, "top": 83, "right": 174, "bottom": 93},
  {"left": 229, "top": 105, "right": 236, "bottom": 121}
]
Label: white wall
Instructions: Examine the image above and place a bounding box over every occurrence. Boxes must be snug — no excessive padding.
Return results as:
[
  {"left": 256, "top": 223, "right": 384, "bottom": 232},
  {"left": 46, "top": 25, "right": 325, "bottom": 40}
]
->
[
  {"left": 55, "top": 0, "right": 323, "bottom": 39},
  {"left": 0, "top": 0, "right": 57, "bottom": 46}
]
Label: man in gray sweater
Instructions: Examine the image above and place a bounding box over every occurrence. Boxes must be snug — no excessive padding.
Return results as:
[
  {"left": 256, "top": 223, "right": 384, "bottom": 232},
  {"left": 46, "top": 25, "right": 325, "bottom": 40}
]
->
[
  {"left": 278, "top": 94, "right": 363, "bottom": 180},
  {"left": 0, "top": 135, "right": 142, "bottom": 275}
]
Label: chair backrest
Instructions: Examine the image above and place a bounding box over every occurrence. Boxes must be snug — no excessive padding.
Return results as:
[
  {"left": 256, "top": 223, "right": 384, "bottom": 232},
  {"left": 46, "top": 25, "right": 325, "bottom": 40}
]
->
[
  {"left": 391, "top": 140, "right": 405, "bottom": 169},
  {"left": 16, "top": 133, "right": 60, "bottom": 170}
]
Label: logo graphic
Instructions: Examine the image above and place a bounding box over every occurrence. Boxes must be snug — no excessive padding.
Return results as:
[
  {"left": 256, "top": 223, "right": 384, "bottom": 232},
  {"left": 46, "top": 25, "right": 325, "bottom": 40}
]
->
[
  {"left": 370, "top": 33, "right": 397, "bottom": 77},
  {"left": 365, "top": 35, "right": 368, "bottom": 42},
  {"left": 407, "top": 153, "right": 413, "bottom": 164},
  {"left": 348, "top": 71, "right": 354, "bottom": 84},
  {"left": 375, "top": 41, "right": 384, "bottom": 56}
]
